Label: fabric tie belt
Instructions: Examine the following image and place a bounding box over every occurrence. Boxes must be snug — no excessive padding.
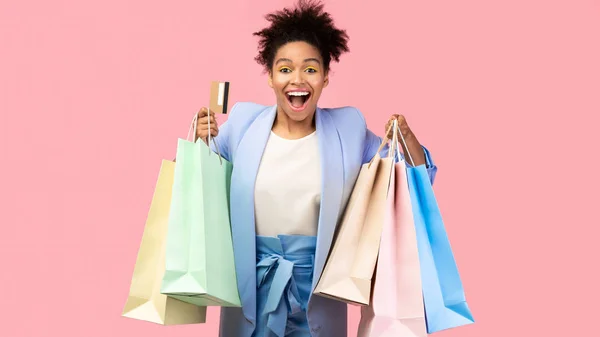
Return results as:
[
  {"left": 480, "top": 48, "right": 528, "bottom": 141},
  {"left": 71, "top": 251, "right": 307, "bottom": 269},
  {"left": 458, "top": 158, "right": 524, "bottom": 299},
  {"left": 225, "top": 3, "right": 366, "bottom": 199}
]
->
[{"left": 256, "top": 236, "right": 315, "bottom": 337}]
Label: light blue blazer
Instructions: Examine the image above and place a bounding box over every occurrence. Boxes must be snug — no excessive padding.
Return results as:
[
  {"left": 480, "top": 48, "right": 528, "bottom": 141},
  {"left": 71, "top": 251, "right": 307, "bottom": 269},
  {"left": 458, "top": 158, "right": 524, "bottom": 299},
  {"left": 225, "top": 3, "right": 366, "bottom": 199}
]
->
[{"left": 210, "top": 102, "right": 437, "bottom": 337}]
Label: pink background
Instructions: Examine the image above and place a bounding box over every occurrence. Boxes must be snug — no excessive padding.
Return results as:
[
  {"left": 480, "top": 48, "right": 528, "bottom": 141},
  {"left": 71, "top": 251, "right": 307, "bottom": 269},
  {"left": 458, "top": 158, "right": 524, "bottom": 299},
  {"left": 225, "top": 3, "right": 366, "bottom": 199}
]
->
[{"left": 1, "top": 0, "right": 599, "bottom": 336}]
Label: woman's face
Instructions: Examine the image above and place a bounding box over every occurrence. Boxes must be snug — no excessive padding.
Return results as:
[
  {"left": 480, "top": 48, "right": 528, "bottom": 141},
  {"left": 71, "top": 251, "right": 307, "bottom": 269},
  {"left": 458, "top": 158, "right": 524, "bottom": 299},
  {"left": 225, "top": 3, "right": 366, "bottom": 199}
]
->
[{"left": 269, "top": 41, "right": 329, "bottom": 123}]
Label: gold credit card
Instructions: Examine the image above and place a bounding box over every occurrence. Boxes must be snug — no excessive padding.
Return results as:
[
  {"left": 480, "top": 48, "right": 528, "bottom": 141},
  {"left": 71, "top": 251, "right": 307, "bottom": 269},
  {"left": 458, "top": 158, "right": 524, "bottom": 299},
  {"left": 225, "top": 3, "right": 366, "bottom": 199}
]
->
[{"left": 209, "top": 81, "right": 230, "bottom": 114}]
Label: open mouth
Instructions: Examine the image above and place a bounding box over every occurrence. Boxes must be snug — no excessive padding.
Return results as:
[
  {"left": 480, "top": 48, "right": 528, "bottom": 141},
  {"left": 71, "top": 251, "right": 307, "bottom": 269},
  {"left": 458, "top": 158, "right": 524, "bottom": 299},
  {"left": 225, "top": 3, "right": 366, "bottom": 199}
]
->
[{"left": 285, "top": 91, "right": 311, "bottom": 111}]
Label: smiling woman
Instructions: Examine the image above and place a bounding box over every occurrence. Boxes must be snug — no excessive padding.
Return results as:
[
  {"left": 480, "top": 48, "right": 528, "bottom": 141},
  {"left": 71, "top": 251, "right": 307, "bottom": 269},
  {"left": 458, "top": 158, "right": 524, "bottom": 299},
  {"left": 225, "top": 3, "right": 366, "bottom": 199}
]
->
[
  {"left": 190, "top": 0, "right": 438, "bottom": 336},
  {"left": 268, "top": 41, "right": 330, "bottom": 129},
  {"left": 251, "top": 1, "right": 348, "bottom": 137}
]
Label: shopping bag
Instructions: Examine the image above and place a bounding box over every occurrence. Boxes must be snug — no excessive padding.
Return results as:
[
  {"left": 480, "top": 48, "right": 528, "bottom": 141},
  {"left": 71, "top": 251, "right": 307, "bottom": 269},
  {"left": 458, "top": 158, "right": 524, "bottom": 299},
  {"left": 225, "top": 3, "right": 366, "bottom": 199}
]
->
[
  {"left": 160, "top": 115, "right": 241, "bottom": 307},
  {"left": 314, "top": 124, "right": 396, "bottom": 305},
  {"left": 357, "top": 123, "right": 427, "bottom": 337},
  {"left": 122, "top": 159, "right": 207, "bottom": 325},
  {"left": 401, "top": 132, "right": 474, "bottom": 333}
]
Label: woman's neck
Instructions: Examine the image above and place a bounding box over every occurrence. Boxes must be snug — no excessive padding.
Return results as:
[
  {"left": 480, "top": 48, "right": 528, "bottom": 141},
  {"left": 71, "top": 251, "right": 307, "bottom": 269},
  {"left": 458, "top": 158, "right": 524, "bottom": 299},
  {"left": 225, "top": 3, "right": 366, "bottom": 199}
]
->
[{"left": 271, "top": 107, "right": 316, "bottom": 140}]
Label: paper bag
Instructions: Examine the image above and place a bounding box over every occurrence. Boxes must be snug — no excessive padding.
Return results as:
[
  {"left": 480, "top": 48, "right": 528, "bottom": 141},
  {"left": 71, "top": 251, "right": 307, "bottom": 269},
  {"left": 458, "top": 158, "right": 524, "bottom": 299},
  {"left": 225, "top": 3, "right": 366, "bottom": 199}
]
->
[
  {"left": 160, "top": 130, "right": 241, "bottom": 308},
  {"left": 407, "top": 164, "right": 474, "bottom": 333},
  {"left": 122, "top": 160, "right": 207, "bottom": 325},
  {"left": 357, "top": 158, "right": 427, "bottom": 337},
  {"left": 314, "top": 138, "right": 396, "bottom": 305}
]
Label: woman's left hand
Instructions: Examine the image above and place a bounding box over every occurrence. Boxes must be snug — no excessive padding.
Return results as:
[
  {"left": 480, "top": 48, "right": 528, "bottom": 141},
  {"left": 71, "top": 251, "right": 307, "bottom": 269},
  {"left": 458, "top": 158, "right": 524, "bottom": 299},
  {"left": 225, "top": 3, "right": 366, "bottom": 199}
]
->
[
  {"left": 385, "top": 114, "right": 412, "bottom": 141},
  {"left": 385, "top": 114, "right": 427, "bottom": 166}
]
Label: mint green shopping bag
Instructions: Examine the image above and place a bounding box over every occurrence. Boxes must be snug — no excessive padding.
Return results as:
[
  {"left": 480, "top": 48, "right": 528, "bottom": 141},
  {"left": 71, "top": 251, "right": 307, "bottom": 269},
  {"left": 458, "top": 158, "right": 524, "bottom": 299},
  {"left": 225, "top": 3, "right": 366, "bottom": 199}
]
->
[{"left": 160, "top": 114, "right": 241, "bottom": 307}]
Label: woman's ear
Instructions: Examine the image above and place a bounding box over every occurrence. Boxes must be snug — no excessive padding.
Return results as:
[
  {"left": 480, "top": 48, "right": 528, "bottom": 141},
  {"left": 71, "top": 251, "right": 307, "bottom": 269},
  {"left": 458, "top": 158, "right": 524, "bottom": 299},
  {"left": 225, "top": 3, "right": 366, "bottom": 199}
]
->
[
  {"left": 268, "top": 70, "right": 274, "bottom": 88},
  {"left": 323, "top": 70, "right": 329, "bottom": 88}
]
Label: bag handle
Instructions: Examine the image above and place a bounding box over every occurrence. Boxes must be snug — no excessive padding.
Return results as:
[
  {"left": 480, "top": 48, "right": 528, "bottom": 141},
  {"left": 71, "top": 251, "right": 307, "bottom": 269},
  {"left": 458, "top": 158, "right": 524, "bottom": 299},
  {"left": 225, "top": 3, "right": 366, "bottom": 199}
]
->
[
  {"left": 368, "top": 120, "right": 399, "bottom": 168},
  {"left": 187, "top": 109, "right": 224, "bottom": 165},
  {"left": 391, "top": 119, "right": 401, "bottom": 160},
  {"left": 395, "top": 123, "right": 415, "bottom": 167}
]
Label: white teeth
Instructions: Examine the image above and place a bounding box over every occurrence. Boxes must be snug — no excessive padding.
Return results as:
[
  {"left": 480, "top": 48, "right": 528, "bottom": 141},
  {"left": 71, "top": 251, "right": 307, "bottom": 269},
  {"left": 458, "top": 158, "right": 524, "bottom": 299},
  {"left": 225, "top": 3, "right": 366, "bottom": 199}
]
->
[{"left": 287, "top": 92, "right": 309, "bottom": 96}]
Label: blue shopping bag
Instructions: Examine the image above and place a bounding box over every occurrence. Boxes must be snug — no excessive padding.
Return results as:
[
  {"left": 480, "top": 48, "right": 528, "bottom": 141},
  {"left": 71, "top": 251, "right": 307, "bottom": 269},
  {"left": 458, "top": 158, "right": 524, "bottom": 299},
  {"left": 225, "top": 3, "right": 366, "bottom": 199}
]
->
[{"left": 406, "top": 164, "right": 475, "bottom": 333}]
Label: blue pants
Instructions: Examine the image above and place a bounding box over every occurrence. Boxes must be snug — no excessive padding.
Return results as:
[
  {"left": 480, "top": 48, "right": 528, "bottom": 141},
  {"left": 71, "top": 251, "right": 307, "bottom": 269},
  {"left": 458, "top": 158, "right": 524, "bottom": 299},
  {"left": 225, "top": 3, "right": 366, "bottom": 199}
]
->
[{"left": 253, "top": 235, "right": 317, "bottom": 337}]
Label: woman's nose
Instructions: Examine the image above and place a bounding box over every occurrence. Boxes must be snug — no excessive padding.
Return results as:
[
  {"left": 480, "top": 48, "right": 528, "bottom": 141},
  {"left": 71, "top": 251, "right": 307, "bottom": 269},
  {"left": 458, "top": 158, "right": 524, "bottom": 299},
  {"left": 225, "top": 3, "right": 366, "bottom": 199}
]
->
[{"left": 291, "top": 71, "right": 305, "bottom": 85}]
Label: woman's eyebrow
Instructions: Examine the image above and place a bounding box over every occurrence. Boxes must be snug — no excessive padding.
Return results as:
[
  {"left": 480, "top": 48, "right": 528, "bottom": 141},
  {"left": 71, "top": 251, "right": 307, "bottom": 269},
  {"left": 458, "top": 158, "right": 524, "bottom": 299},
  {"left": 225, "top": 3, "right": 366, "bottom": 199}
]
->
[{"left": 275, "top": 58, "right": 321, "bottom": 65}]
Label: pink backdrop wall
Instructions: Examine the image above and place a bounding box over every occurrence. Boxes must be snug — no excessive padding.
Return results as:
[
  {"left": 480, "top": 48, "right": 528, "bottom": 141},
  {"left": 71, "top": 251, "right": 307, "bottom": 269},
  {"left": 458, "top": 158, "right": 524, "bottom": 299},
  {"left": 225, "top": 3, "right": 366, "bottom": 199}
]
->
[{"left": 1, "top": 0, "right": 599, "bottom": 336}]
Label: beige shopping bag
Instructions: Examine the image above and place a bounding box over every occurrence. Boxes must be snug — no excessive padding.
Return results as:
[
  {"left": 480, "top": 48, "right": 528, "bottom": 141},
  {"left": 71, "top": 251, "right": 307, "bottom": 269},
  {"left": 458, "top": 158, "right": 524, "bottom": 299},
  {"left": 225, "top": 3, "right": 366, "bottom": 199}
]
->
[
  {"left": 122, "top": 159, "right": 207, "bottom": 325},
  {"left": 314, "top": 125, "right": 398, "bottom": 305}
]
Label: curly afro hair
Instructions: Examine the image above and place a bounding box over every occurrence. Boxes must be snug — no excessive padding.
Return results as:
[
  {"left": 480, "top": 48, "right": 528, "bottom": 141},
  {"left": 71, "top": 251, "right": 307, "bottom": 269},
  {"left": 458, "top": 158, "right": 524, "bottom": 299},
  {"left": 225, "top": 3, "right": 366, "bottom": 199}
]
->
[{"left": 253, "top": 0, "right": 350, "bottom": 73}]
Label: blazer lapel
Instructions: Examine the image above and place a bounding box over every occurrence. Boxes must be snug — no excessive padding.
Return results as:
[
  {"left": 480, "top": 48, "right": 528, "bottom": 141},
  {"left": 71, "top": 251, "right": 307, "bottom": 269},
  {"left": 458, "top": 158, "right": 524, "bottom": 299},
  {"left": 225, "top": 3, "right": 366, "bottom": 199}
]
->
[
  {"left": 229, "top": 105, "right": 277, "bottom": 325},
  {"left": 311, "top": 107, "right": 344, "bottom": 292}
]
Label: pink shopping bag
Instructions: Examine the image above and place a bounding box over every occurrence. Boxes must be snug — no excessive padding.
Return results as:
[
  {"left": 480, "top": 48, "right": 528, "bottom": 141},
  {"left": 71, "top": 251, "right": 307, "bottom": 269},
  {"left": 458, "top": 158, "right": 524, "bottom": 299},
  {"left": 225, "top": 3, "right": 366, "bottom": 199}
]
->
[{"left": 357, "top": 133, "right": 427, "bottom": 337}]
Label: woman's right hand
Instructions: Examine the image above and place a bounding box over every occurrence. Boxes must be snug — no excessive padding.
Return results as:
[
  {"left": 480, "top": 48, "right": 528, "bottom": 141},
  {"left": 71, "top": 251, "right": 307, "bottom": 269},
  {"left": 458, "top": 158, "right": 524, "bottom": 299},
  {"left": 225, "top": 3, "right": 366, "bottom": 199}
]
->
[{"left": 196, "top": 107, "right": 219, "bottom": 143}]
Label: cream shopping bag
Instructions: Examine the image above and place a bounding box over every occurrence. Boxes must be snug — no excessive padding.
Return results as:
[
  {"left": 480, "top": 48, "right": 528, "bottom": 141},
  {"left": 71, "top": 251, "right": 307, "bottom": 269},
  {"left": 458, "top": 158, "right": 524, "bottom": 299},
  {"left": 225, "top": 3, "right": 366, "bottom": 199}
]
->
[
  {"left": 122, "top": 160, "right": 207, "bottom": 325},
  {"left": 314, "top": 124, "right": 398, "bottom": 305}
]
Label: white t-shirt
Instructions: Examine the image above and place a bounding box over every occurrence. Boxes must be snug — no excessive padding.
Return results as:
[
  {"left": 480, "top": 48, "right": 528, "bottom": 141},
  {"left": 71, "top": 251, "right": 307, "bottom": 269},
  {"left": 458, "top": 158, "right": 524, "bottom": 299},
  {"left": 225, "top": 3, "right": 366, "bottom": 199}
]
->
[{"left": 254, "top": 131, "right": 322, "bottom": 237}]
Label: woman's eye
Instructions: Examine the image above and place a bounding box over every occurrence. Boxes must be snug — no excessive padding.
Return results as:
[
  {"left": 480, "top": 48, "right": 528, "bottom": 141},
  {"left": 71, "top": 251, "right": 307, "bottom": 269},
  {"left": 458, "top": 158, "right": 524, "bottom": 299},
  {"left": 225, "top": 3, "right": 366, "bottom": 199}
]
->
[
  {"left": 279, "top": 67, "right": 292, "bottom": 73},
  {"left": 305, "top": 67, "right": 317, "bottom": 73}
]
